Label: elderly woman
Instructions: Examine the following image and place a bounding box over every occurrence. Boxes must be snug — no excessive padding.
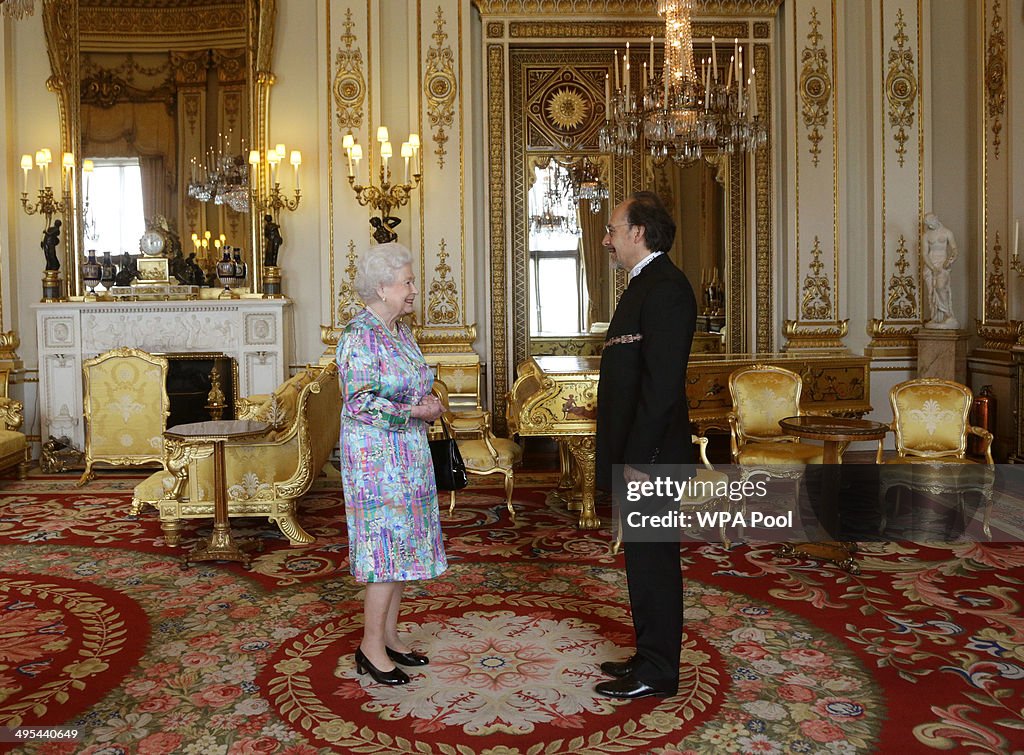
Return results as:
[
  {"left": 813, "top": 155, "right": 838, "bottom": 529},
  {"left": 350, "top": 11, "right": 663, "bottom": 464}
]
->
[{"left": 336, "top": 242, "right": 446, "bottom": 686}]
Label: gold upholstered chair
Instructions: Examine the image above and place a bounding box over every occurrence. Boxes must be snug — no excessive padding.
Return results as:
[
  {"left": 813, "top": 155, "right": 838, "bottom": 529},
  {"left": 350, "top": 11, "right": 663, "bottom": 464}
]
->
[
  {"left": 876, "top": 379, "right": 995, "bottom": 538},
  {"left": 728, "top": 364, "right": 825, "bottom": 471},
  {"left": 79, "top": 347, "right": 170, "bottom": 485},
  {"left": 435, "top": 362, "right": 488, "bottom": 435},
  {"left": 0, "top": 369, "right": 30, "bottom": 479},
  {"left": 432, "top": 380, "right": 522, "bottom": 522}
]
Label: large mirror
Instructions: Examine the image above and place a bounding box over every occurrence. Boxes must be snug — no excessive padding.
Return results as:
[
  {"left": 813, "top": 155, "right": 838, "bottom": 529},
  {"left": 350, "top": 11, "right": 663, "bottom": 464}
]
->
[
  {"left": 43, "top": 0, "right": 276, "bottom": 296},
  {"left": 524, "top": 151, "right": 743, "bottom": 356}
]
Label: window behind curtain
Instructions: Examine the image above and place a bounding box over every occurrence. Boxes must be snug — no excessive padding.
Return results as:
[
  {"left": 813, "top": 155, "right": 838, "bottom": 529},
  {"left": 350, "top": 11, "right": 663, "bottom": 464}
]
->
[{"left": 84, "top": 158, "right": 145, "bottom": 256}]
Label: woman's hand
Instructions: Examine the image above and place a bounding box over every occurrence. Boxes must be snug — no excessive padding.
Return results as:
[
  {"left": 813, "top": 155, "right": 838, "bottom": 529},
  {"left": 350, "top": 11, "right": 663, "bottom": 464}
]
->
[{"left": 410, "top": 395, "right": 445, "bottom": 422}]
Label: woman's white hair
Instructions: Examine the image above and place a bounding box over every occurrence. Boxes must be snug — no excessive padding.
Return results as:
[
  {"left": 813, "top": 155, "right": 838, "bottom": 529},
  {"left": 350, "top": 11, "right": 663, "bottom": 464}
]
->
[{"left": 355, "top": 242, "right": 412, "bottom": 300}]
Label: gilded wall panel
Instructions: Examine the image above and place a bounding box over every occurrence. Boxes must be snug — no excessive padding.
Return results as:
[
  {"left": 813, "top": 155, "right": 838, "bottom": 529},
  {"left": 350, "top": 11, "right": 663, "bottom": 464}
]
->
[
  {"left": 784, "top": 0, "right": 844, "bottom": 350},
  {"left": 867, "top": 0, "right": 926, "bottom": 355},
  {"left": 473, "top": 0, "right": 782, "bottom": 16},
  {"left": 978, "top": 0, "right": 1014, "bottom": 343}
]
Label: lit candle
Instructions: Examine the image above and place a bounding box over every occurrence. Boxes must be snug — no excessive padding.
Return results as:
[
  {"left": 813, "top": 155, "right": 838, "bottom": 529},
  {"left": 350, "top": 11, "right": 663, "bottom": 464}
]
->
[
  {"left": 83, "top": 159, "right": 93, "bottom": 202},
  {"left": 704, "top": 61, "right": 711, "bottom": 110},
  {"left": 351, "top": 143, "right": 363, "bottom": 182},
  {"left": 20, "top": 154, "right": 31, "bottom": 192},
  {"left": 711, "top": 36, "right": 718, "bottom": 80},
  {"left": 62, "top": 151, "right": 74, "bottom": 192},
  {"left": 409, "top": 132, "right": 421, "bottom": 175},
  {"left": 727, "top": 55, "right": 734, "bottom": 88},
  {"left": 749, "top": 68, "right": 758, "bottom": 118},
  {"left": 614, "top": 50, "right": 620, "bottom": 91},
  {"left": 643, "top": 61, "right": 648, "bottom": 91},
  {"left": 649, "top": 35, "right": 655, "bottom": 74},
  {"left": 737, "top": 47, "right": 743, "bottom": 103},
  {"left": 1015, "top": 219, "right": 1020, "bottom": 259},
  {"left": 290, "top": 150, "right": 301, "bottom": 190},
  {"left": 605, "top": 74, "right": 610, "bottom": 121},
  {"left": 625, "top": 42, "right": 631, "bottom": 108},
  {"left": 401, "top": 141, "right": 413, "bottom": 183},
  {"left": 381, "top": 140, "right": 392, "bottom": 183},
  {"left": 343, "top": 134, "right": 354, "bottom": 176}
]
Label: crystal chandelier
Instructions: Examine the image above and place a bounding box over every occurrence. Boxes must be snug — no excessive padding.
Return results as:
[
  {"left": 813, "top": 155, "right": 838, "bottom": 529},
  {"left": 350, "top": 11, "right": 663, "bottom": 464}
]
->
[
  {"left": 566, "top": 157, "right": 609, "bottom": 214},
  {"left": 187, "top": 149, "right": 251, "bottom": 214},
  {"left": 599, "top": 0, "right": 766, "bottom": 164},
  {"left": 529, "top": 162, "right": 573, "bottom": 236}
]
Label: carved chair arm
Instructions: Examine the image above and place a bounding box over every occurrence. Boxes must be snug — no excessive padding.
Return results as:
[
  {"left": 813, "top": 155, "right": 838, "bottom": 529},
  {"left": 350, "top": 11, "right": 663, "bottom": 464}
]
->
[
  {"left": 0, "top": 397, "right": 25, "bottom": 431},
  {"left": 235, "top": 394, "right": 271, "bottom": 420},
  {"left": 968, "top": 425, "right": 995, "bottom": 464},
  {"left": 727, "top": 412, "right": 740, "bottom": 462}
]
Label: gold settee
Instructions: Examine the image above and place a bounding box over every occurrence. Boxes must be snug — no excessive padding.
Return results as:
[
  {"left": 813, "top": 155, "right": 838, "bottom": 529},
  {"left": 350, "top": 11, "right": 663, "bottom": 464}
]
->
[
  {"left": 132, "top": 363, "right": 341, "bottom": 546},
  {"left": 0, "top": 370, "right": 30, "bottom": 479}
]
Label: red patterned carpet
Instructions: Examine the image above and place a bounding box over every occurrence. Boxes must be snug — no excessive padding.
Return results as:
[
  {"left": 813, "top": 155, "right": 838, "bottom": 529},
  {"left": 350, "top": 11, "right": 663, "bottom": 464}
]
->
[{"left": 0, "top": 469, "right": 1022, "bottom": 754}]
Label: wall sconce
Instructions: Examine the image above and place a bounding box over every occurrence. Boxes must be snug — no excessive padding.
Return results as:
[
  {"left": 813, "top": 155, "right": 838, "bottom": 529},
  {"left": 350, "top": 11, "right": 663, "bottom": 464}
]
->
[
  {"left": 1010, "top": 220, "right": 1022, "bottom": 276},
  {"left": 344, "top": 127, "right": 422, "bottom": 241},
  {"left": 21, "top": 147, "right": 76, "bottom": 302},
  {"left": 249, "top": 143, "right": 301, "bottom": 298}
]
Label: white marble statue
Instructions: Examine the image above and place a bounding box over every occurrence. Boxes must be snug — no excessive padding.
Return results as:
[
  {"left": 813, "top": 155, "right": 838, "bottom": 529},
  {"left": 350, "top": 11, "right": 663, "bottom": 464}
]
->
[{"left": 922, "top": 213, "right": 959, "bottom": 329}]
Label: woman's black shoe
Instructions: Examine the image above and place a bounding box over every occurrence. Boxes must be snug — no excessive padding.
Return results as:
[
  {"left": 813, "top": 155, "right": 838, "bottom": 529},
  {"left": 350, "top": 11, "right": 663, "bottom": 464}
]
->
[
  {"left": 355, "top": 648, "right": 410, "bottom": 685},
  {"left": 387, "top": 647, "right": 429, "bottom": 666}
]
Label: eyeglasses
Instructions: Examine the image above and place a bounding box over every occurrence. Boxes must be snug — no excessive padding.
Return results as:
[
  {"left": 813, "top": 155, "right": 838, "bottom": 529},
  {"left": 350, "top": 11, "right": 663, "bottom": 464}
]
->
[{"left": 605, "top": 222, "right": 633, "bottom": 235}]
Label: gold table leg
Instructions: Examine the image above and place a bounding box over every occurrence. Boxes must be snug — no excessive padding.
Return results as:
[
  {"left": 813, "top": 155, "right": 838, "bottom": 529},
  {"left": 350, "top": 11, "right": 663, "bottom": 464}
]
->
[
  {"left": 565, "top": 435, "right": 599, "bottom": 529},
  {"left": 185, "top": 438, "right": 254, "bottom": 569}
]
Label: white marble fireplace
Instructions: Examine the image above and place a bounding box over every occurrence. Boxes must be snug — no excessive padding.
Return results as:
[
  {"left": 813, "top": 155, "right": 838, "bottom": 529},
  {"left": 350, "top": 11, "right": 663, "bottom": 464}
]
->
[{"left": 34, "top": 299, "right": 292, "bottom": 449}]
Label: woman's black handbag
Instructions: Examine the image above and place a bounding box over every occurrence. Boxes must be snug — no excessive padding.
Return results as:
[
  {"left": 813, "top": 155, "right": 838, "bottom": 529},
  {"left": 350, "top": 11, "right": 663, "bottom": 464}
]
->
[{"left": 430, "top": 417, "right": 468, "bottom": 491}]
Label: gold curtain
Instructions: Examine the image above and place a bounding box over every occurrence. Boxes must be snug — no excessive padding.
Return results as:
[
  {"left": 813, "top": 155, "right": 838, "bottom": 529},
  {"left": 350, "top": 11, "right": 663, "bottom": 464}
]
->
[
  {"left": 81, "top": 102, "right": 177, "bottom": 223},
  {"left": 578, "top": 198, "right": 608, "bottom": 329}
]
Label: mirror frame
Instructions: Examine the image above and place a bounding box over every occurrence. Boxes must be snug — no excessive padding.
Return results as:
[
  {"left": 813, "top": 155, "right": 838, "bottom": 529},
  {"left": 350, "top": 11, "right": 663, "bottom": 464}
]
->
[{"left": 41, "top": 0, "right": 277, "bottom": 297}]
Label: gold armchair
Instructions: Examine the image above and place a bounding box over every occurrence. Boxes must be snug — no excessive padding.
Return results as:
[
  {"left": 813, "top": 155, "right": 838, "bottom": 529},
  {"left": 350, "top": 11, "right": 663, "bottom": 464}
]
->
[
  {"left": 79, "top": 347, "right": 170, "bottom": 485},
  {"left": 0, "top": 370, "right": 30, "bottom": 479},
  {"left": 435, "top": 362, "right": 488, "bottom": 435},
  {"left": 432, "top": 380, "right": 522, "bottom": 521},
  {"left": 728, "top": 364, "right": 824, "bottom": 472},
  {"left": 133, "top": 364, "right": 341, "bottom": 546},
  {"left": 877, "top": 379, "right": 994, "bottom": 538}
]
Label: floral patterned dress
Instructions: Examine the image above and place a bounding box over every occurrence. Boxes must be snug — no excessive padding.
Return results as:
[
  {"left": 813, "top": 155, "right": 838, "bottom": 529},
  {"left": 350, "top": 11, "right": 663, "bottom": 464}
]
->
[{"left": 336, "top": 308, "right": 448, "bottom": 583}]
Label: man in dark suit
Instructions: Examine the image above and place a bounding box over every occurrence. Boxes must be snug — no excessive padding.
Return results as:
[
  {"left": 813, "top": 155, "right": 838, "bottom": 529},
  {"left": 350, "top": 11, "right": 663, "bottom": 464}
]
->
[{"left": 594, "top": 191, "right": 697, "bottom": 700}]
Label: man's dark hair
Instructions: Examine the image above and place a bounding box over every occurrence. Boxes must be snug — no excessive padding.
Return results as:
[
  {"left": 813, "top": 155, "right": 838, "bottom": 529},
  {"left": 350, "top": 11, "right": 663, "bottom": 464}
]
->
[{"left": 626, "top": 191, "right": 676, "bottom": 253}]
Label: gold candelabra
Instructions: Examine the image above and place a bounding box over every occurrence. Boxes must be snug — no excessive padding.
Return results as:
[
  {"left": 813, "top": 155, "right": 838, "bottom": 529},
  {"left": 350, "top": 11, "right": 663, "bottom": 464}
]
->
[
  {"left": 343, "top": 127, "right": 422, "bottom": 236},
  {"left": 249, "top": 144, "right": 302, "bottom": 223},
  {"left": 20, "top": 149, "right": 73, "bottom": 228}
]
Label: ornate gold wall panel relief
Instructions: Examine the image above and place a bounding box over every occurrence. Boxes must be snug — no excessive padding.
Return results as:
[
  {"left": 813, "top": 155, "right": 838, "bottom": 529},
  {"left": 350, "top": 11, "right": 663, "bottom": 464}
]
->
[
  {"left": 333, "top": 8, "right": 365, "bottom": 133},
  {"left": 507, "top": 21, "right": 747, "bottom": 39},
  {"left": 885, "top": 9, "right": 916, "bottom": 168},
  {"left": 885, "top": 235, "right": 917, "bottom": 320},
  {"left": 487, "top": 44, "right": 510, "bottom": 432},
  {"left": 427, "top": 239, "right": 460, "bottom": 324},
  {"left": 336, "top": 241, "right": 363, "bottom": 327},
  {"left": 984, "top": 0, "right": 1006, "bottom": 159},
  {"left": 798, "top": 6, "right": 831, "bottom": 168},
  {"left": 800, "top": 237, "right": 833, "bottom": 320},
  {"left": 424, "top": 6, "right": 457, "bottom": 169},
  {"left": 487, "top": 21, "right": 504, "bottom": 38},
  {"left": 473, "top": 0, "right": 783, "bottom": 15},
  {"left": 753, "top": 22, "right": 770, "bottom": 38},
  {"left": 985, "top": 238, "right": 1008, "bottom": 323},
  {"left": 523, "top": 63, "right": 607, "bottom": 151}
]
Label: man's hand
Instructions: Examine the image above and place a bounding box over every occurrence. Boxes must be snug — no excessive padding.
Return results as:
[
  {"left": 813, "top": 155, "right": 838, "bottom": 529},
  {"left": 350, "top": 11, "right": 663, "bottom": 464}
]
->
[{"left": 623, "top": 464, "right": 650, "bottom": 484}]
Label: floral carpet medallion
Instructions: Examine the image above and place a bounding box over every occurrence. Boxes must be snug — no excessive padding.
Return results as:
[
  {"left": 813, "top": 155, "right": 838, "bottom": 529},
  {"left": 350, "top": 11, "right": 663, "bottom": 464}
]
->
[
  {"left": 0, "top": 573, "right": 147, "bottom": 731},
  {"left": 259, "top": 565, "right": 882, "bottom": 754},
  {"left": 0, "top": 473, "right": 1021, "bottom": 753}
]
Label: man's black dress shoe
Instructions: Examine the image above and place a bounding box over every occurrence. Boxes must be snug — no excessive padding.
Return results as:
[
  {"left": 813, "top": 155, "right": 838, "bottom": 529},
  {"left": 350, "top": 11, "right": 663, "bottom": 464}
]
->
[
  {"left": 600, "top": 654, "right": 638, "bottom": 678},
  {"left": 355, "top": 648, "right": 410, "bottom": 685},
  {"left": 595, "top": 677, "right": 674, "bottom": 700},
  {"left": 387, "top": 647, "right": 429, "bottom": 666}
]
